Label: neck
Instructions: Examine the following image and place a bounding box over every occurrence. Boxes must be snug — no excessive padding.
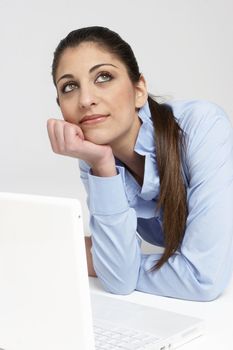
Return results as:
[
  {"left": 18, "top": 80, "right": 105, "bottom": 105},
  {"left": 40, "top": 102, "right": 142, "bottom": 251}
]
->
[
  {"left": 123, "top": 154, "right": 145, "bottom": 186},
  {"left": 111, "top": 116, "right": 145, "bottom": 184},
  {"left": 111, "top": 115, "right": 141, "bottom": 161}
]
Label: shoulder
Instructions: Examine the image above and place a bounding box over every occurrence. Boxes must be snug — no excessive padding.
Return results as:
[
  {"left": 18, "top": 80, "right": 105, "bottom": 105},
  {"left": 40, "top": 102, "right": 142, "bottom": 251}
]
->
[
  {"left": 167, "top": 99, "right": 229, "bottom": 125},
  {"left": 166, "top": 99, "right": 232, "bottom": 146}
]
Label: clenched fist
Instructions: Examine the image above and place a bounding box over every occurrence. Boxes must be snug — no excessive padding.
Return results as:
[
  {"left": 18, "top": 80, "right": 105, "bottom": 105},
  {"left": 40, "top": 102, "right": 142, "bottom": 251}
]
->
[{"left": 47, "top": 119, "right": 117, "bottom": 177}]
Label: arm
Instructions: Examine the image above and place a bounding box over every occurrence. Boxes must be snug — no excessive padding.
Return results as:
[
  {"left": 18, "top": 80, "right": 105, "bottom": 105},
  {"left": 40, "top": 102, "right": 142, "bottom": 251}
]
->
[
  {"left": 79, "top": 160, "right": 142, "bottom": 294},
  {"left": 80, "top": 105, "right": 233, "bottom": 301},
  {"left": 135, "top": 107, "right": 233, "bottom": 301},
  {"left": 47, "top": 119, "right": 140, "bottom": 287}
]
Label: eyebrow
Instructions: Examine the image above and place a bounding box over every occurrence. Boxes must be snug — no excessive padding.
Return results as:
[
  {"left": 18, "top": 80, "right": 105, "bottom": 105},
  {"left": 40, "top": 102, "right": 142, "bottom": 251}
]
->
[{"left": 56, "top": 63, "right": 118, "bottom": 84}]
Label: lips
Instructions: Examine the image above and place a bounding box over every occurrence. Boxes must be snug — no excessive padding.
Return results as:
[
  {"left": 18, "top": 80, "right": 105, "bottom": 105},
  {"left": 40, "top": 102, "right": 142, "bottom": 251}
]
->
[{"left": 80, "top": 114, "right": 109, "bottom": 124}]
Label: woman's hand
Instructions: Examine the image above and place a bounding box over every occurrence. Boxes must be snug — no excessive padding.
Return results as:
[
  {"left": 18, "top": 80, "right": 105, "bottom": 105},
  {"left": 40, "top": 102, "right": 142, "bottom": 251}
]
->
[
  {"left": 85, "top": 236, "right": 97, "bottom": 277},
  {"left": 47, "top": 119, "right": 117, "bottom": 176}
]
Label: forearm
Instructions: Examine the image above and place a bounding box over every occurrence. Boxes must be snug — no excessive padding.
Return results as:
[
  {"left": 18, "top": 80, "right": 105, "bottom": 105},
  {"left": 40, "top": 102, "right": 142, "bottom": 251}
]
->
[
  {"left": 91, "top": 155, "right": 117, "bottom": 177},
  {"left": 90, "top": 209, "right": 141, "bottom": 294},
  {"left": 86, "top": 166, "right": 142, "bottom": 294},
  {"left": 91, "top": 167, "right": 117, "bottom": 177},
  {"left": 136, "top": 250, "right": 231, "bottom": 301},
  {"left": 84, "top": 236, "right": 97, "bottom": 277}
]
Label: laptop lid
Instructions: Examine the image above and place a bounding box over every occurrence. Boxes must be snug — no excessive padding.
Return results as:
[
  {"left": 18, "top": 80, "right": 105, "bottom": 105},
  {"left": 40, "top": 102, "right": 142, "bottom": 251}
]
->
[
  {"left": 0, "top": 192, "right": 95, "bottom": 350},
  {"left": 0, "top": 191, "right": 204, "bottom": 350}
]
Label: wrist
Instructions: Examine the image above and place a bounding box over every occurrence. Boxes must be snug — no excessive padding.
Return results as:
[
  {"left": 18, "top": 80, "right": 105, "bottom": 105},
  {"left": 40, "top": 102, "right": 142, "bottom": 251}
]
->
[
  {"left": 91, "top": 165, "right": 117, "bottom": 177},
  {"left": 91, "top": 155, "right": 117, "bottom": 177}
]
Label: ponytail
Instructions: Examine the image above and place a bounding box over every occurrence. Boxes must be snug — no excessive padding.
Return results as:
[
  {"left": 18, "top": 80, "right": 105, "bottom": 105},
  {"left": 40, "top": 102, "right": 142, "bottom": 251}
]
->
[{"left": 148, "top": 95, "right": 188, "bottom": 270}]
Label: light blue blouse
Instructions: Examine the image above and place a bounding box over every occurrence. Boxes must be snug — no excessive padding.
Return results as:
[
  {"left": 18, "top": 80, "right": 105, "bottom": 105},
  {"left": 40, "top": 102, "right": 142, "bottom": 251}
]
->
[{"left": 79, "top": 99, "right": 233, "bottom": 301}]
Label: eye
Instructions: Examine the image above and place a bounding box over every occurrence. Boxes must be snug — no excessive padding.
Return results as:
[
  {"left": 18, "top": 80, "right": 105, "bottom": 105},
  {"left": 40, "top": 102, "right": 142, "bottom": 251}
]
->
[
  {"left": 61, "top": 82, "right": 78, "bottom": 93},
  {"left": 95, "top": 72, "right": 113, "bottom": 83}
]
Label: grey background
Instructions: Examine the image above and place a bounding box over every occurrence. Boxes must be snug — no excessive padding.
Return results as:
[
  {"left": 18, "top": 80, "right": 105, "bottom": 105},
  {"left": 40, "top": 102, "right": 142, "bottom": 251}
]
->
[{"left": 0, "top": 0, "right": 232, "bottom": 233}]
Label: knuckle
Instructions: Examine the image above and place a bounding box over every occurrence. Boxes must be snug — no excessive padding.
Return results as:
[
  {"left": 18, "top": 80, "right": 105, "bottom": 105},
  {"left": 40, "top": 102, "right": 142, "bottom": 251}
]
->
[
  {"left": 57, "top": 145, "right": 66, "bottom": 154},
  {"left": 51, "top": 145, "right": 59, "bottom": 154},
  {"left": 47, "top": 118, "right": 55, "bottom": 128}
]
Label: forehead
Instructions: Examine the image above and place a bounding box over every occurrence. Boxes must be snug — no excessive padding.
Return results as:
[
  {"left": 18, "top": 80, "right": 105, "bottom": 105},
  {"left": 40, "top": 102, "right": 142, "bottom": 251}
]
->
[{"left": 56, "top": 42, "right": 126, "bottom": 76}]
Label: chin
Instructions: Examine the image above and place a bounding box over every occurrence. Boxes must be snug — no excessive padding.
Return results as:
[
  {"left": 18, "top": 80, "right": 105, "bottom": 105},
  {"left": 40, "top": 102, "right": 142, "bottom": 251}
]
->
[{"left": 83, "top": 132, "right": 110, "bottom": 145}]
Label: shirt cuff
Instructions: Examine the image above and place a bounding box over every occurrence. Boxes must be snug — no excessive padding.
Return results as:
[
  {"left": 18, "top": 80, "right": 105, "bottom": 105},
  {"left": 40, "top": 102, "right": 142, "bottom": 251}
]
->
[{"left": 87, "top": 166, "right": 129, "bottom": 215}]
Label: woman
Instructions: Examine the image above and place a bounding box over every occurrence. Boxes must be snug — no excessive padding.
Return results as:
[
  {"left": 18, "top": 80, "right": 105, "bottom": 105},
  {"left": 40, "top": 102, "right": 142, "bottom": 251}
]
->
[{"left": 47, "top": 26, "right": 233, "bottom": 301}]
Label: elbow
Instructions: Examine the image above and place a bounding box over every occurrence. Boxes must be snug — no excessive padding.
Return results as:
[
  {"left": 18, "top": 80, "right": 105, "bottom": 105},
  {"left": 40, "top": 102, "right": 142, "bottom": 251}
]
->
[
  {"left": 101, "top": 276, "right": 136, "bottom": 295},
  {"left": 181, "top": 254, "right": 228, "bottom": 301},
  {"left": 94, "top": 254, "right": 140, "bottom": 296},
  {"left": 192, "top": 281, "right": 224, "bottom": 302},
  {"left": 96, "top": 270, "right": 137, "bottom": 296},
  {"left": 107, "top": 285, "right": 135, "bottom": 296},
  {"left": 196, "top": 289, "right": 221, "bottom": 302}
]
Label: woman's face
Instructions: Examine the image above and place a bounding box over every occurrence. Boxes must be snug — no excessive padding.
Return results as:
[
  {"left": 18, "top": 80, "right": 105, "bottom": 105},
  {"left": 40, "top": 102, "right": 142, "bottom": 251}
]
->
[{"left": 55, "top": 42, "right": 147, "bottom": 147}]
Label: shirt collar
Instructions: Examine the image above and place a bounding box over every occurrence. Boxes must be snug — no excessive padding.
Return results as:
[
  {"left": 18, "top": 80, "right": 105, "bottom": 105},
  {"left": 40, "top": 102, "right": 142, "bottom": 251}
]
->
[
  {"left": 135, "top": 101, "right": 155, "bottom": 156},
  {"left": 115, "top": 101, "right": 160, "bottom": 202},
  {"left": 135, "top": 101, "right": 160, "bottom": 200}
]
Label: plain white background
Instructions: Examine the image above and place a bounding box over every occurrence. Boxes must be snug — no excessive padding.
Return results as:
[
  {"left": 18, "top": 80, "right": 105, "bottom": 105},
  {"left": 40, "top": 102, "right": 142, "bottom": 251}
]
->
[{"left": 0, "top": 0, "right": 233, "bottom": 232}]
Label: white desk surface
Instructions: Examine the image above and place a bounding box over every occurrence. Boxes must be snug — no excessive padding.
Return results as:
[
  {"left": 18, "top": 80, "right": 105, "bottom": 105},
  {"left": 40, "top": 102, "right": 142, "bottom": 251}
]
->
[{"left": 89, "top": 276, "right": 233, "bottom": 349}]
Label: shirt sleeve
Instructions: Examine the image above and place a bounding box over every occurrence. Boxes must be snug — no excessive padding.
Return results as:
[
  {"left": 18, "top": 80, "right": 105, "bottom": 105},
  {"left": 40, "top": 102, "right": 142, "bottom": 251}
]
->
[
  {"left": 79, "top": 161, "right": 142, "bottom": 294},
  {"left": 136, "top": 103, "right": 233, "bottom": 301},
  {"left": 79, "top": 103, "right": 233, "bottom": 301}
]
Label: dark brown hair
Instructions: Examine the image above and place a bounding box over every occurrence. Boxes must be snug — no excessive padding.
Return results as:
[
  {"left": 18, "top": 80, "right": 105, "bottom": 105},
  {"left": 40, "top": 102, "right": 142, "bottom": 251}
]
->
[{"left": 51, "top": 26, "right": 188, "bottom": 270}]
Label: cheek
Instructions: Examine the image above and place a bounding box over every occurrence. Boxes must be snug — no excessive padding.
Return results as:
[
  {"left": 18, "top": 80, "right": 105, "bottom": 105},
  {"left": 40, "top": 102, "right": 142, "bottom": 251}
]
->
[
  {"left": 115, "top": 90, "right": 136, "bottom": 116},
  {"left": 59, "top": 102, "right": 77, "bottom": 123},
  {"left": 114, "top": 84, "right": 136, "bottom": 110}
]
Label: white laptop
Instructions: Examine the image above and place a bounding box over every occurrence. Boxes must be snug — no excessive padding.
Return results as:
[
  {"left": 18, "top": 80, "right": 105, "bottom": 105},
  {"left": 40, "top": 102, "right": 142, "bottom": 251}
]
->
[{"left": 0, "top": 192, "right": 204, "bottom": 350}]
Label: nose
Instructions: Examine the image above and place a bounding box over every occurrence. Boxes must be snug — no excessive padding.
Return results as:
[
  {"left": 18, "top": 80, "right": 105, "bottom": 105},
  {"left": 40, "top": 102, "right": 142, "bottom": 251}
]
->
[{"left": 78, "top": 85, "right": 97, "bottom": 109}]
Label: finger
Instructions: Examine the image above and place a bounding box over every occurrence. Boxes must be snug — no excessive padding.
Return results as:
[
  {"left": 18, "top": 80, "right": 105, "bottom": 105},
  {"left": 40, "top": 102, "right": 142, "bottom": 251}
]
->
[
  {"left": 54, "top": 121, "right": 66, "bottom": 154},
  {"left": 47, "top": 119, "right": 59, "bottom": 153},
  {"left": 64, "top": 122, "right": 84, "bottom": 145},
  {"left": 63, "top": 123, "right": 84, "bottom": 156}
]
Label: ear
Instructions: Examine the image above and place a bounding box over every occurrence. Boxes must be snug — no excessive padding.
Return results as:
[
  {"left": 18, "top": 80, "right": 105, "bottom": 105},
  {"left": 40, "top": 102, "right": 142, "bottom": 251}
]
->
[{"left": 134, "top": 74, "right": 148, "bottom": 109}]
